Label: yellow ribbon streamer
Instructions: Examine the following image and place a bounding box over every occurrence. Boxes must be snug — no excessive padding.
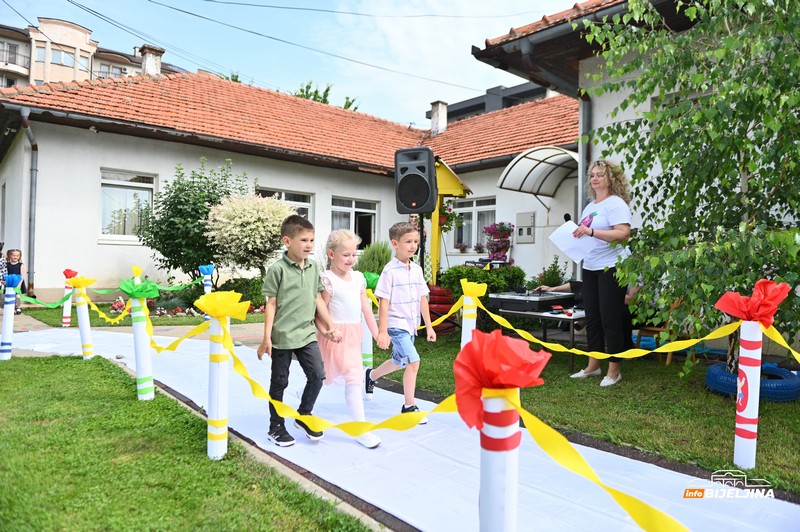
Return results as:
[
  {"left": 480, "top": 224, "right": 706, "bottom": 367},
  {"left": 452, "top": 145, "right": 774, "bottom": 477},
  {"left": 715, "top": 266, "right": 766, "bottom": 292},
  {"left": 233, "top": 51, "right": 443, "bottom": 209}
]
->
[
  {"left": 483, "top": 388, "right": 687, "bottom": 531},
  {"left": 763, "top": 324, "right": 800, "bottom": 364},
  {"left": 366, "top": 288, "right": 379, "bottom": 308}
]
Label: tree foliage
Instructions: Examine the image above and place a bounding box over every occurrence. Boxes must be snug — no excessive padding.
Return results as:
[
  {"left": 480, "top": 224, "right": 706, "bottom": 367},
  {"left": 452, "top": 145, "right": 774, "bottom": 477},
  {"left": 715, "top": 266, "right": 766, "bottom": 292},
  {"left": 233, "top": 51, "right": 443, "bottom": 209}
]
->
[
  {"left": 582, "top": 0, "right": 800, "bottom": 353},
  {"left": 137, "top": 158, "right": 249, "bottom": 282},
  {"left": 206, "top": 194, "right": 297, "bottom": 277},
  {"left": 294, "top": 80, "right": 359, "bottom": 111}
]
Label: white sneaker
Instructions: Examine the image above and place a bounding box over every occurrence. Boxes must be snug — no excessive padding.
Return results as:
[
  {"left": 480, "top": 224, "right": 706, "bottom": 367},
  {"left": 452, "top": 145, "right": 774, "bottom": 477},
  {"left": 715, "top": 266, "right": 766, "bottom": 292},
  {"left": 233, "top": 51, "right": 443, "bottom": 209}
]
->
[
  {"left": 357, "top": 431, "right": 382, "bottom": 449},
  {"left": 600, "top": 374, "right": 622, "bottom": 387},
  {"left": 570, "top": 368, "right": 601, "bottom": 379}
]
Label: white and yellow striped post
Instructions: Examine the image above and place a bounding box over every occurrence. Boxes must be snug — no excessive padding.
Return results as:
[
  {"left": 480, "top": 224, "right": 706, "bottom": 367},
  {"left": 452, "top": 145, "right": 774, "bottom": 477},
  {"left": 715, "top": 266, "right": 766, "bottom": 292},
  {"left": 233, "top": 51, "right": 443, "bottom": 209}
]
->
[
  {"left": 131, "top": 267, "right": 155, "bottom": 401},
  {"left": 734, "top": 320, "right": 763, "bottom": 469},
  {"left": 0, "top": 274, "right": 21, "bottom": 361},
  {"left": 68, "top": 277, "right": 96, "bottom": 360},
  {"left": 207, "top": 314, "right": 230, "bottom": 459},
  {"left": 480, "top": 391, "right": 521, "bottom": 532},
  {"left": 61, "top": 269, "right": 78, "bottom": 327},
  {"left": 461, "top": 293, "right": 478, "bottom": 349}
]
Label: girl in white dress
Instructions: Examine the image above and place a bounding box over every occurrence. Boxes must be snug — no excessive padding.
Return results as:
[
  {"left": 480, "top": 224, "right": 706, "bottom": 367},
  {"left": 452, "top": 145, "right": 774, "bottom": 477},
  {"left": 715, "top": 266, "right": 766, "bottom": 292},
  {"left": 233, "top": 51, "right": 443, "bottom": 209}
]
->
[{"left": 316, "top": 230, "right": 381, "bottom": 448}]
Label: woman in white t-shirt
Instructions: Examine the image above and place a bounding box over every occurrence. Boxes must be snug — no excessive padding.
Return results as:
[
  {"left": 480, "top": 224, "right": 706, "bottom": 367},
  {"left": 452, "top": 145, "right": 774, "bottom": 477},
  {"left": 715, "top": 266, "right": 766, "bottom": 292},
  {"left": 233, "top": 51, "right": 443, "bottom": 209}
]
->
[{"left": 570, "top": 160, "right": 632, "bottom": 387}]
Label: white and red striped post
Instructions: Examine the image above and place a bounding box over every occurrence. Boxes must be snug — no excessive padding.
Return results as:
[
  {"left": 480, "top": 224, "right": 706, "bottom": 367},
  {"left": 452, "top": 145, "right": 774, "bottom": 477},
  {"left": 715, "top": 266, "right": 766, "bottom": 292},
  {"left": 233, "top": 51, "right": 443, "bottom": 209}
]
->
[
  {"left": 207, "top": 314, "right": 230, "bottom": 459},
  {"left": 734, "top": 320, "right": 762, "bottom": 469},
  {"left": 131, "top": 267, "right": 154, "bottom": 401},
  {"left": 61, "top": 269, "right": 78, "bottom": 327},
  {"left": 480, "top": 391, "right": 520, "bottom": 532},
  {"left": 461, "top": 293, "right": 478, "bottom": 349}
]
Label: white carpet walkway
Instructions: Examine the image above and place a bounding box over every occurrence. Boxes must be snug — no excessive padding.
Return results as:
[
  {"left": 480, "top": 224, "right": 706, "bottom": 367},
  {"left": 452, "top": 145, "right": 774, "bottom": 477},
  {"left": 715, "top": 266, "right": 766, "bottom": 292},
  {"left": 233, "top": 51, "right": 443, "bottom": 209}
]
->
[{"left": 13, "top": 328, "right": 800, "bottom": 531}]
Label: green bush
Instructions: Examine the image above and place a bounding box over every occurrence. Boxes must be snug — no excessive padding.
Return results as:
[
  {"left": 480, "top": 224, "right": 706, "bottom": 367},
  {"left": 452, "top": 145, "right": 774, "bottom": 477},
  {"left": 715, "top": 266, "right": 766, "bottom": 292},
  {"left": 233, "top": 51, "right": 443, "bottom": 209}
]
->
[
  {"left": 526, "top": 256, "right": 568, "bottom": 290},
  {"left": 354, "top": 240, "right": 393, "bottom": 275},
  {"left": 219, "top": 276, "right": 265, "bottom": 307}
]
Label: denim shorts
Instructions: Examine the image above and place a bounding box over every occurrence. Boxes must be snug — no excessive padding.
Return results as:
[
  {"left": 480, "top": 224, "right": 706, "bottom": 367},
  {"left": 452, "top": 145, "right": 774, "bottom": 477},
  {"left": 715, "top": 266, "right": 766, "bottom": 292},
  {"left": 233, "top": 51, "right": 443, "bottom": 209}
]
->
[{"left": 389, "top": 328, "right": 420, "bottom": 367}]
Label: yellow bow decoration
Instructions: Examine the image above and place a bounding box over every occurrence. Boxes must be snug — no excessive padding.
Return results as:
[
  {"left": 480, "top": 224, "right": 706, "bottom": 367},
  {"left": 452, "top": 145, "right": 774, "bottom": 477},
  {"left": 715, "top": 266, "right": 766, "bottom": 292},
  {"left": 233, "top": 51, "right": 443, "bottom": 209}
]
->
[
  {"left": 460, "top": 278, "right": 488, "bottom": 298},
  {"left": 66, "top": 276, "right": 97, "bottom": 289},
  {"left": 194, "top": 291, "right": 251, "bottom": 321},
  {"left": 132, "top": 266, "right": 143, "bottom": 278}
]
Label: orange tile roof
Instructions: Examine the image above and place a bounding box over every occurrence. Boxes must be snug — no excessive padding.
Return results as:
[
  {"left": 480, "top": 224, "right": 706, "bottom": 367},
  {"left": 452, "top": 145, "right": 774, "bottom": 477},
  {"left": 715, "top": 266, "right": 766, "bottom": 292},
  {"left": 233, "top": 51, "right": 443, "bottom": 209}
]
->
[
  {"left": 425, "top": 95, "right": 578, "bottom": 165},
  {"left": 485, "top": 0, "right": 625, "bottom": 47},
  {"left": 0, "top": 72, "right": 577, "bottom": 172}
]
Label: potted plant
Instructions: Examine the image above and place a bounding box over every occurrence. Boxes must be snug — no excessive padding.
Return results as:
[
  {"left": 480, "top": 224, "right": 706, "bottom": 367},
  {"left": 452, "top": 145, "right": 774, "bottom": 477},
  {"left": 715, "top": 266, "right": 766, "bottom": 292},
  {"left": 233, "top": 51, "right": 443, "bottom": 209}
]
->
[
  {"left": 428, "top": 198, "right": 464, "bottom": 234},
  {"left": 483, "top": 221, "right": 515, "bottom": 240},
  {"left": 457, "top": 242, "right": 468, "bottom": 253},
  {"left": 473, "top": 242, "right": 486, "bottom": 253}
]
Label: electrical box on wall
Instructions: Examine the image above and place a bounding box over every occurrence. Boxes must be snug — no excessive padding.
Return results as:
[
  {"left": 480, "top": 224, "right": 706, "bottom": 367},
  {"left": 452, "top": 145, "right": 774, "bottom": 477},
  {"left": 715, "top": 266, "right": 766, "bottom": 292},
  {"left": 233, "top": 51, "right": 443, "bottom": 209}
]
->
[{"left": 515, "top": 211, "right": 535, "bottom": 244}]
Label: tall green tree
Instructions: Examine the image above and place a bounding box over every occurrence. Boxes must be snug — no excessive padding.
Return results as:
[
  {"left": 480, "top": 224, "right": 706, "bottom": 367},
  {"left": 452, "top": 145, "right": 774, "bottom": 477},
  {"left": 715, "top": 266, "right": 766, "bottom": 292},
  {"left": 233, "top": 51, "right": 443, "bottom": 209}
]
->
[
  {"left": 582, "top": 0, "right": 800, "bottom": 363},
  {"left": 294, "top": 81, "right": 359, "bottom": 111},
  {"left": 137, "top": 158, "right": 249, "bottom": 283}
]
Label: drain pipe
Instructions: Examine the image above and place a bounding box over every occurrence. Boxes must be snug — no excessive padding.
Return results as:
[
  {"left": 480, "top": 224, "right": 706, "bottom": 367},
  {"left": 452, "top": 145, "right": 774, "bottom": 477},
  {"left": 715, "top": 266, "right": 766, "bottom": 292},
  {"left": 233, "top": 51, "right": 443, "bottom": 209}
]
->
[
  {"left": 20, "top": 107, "right": 37, "bottom": 296},
  {"left": 577, "top": 92, "right": 592, "bottom": 280}
]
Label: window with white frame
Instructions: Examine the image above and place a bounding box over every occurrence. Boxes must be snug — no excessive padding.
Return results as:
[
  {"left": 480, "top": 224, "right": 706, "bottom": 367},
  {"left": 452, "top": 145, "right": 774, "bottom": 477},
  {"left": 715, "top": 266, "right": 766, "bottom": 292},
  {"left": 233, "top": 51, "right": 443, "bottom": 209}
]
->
[
  {"left": 50, "top": 49, "right": 75, "bottom": 67},
  {"left": 101, "top": 170, "right": 155, "bottom": 236},
  {"left": 257, "top": 188, "right": 312, "bottom": 219},
  {"left": 35, "top": 46, "right": 45, "bottom": 62},
  {"left": 331, "top": 197, "right": 376, "bottom": 249},
  {"left": 451, "top": 197, "right": 496, "bottom": 250}
]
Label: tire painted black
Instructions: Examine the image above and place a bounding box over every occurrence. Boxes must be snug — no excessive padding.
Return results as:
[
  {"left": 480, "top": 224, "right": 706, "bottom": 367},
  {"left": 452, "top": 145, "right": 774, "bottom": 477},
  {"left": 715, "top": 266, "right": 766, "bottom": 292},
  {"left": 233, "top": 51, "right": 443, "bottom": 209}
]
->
[{"left": 705, "top": 362, "right": 800, "bottom": 402}]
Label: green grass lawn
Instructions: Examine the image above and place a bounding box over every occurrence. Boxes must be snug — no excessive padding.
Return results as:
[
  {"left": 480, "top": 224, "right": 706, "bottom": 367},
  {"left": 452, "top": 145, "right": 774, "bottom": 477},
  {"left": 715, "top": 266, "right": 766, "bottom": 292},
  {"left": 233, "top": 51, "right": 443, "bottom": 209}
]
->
[
  {"left": 0, "top": 357, "right": 367, "bottom": 531},
  {"left": 374, "top": 332, "right": 800, "bottom": 494}
]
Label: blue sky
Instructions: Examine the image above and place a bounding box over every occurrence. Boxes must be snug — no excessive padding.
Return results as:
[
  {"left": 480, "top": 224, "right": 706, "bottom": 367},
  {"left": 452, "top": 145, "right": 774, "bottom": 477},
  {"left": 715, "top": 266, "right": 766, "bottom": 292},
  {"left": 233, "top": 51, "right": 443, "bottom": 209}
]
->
[{"left": 5, "top": 0, "right": 579, "bottom": 126}]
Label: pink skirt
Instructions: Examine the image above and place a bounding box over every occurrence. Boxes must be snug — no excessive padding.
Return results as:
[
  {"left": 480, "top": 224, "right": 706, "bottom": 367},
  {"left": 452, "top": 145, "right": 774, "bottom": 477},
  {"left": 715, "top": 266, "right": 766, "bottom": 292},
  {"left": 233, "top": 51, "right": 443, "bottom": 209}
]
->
[{"left": 317, "top": 322, "right": 363, "bottom": 386}]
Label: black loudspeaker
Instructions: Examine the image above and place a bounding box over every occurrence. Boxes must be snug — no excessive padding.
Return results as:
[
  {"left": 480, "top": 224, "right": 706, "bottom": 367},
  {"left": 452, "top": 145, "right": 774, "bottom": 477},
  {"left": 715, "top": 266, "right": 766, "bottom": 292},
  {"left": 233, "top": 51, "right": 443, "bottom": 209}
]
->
[{"left": 395, "top": 147, "right": 437, "bottom": 214}]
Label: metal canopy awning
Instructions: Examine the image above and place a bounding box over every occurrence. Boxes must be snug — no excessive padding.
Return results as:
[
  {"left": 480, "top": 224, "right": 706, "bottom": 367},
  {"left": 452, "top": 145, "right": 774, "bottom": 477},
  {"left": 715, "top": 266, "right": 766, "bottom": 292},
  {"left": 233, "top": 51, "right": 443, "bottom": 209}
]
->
[{"left": 497, "top": 146, "right": 578, "bottom": 210}]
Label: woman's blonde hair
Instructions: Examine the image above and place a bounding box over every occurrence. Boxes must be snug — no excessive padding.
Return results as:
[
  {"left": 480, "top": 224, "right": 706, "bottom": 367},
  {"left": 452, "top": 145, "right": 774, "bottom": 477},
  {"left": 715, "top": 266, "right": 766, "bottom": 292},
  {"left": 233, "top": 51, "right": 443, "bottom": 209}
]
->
[
  {"left": 324, "top": 229, "right": 361, "bottom": 268},
  {"left": 587, "top": 159, "right": 631, "bottom": 204}
]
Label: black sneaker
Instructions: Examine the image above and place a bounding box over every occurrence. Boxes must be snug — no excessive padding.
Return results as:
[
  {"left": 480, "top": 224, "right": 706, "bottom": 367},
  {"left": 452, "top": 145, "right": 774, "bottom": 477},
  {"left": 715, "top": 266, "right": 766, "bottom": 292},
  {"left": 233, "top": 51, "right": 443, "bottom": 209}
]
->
[
  {"left": 294, "top": 418, "right": 323, "bottom": 441},
  {"left": 365, "top": 367, "right": 375, "bottom": 399},
  {"left": 400, "top": 404, "right": 428, "bottom": 425},
  {"left": 267, "top": 425, "right": 295, "bottom": 447}
]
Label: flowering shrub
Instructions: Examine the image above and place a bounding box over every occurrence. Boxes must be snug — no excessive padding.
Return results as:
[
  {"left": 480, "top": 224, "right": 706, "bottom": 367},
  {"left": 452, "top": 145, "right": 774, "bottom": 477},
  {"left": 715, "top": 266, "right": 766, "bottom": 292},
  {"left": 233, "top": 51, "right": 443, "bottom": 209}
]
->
[{"left": 483, "top": 222, "right": 515, "bottom": 240}]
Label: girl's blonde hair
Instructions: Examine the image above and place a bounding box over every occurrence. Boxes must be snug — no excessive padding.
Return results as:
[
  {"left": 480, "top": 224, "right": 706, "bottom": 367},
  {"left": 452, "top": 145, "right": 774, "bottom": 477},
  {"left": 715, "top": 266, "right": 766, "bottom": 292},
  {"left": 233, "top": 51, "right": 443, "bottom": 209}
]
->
[
  {"left": 587, "top": 159, "right": 631, "bottom": 204},
  {"left": 325, "top": 230, "right": 361, "bottom": 268},
  {"left": 6, "top": 249, "right": 21, "bottom": 261}
]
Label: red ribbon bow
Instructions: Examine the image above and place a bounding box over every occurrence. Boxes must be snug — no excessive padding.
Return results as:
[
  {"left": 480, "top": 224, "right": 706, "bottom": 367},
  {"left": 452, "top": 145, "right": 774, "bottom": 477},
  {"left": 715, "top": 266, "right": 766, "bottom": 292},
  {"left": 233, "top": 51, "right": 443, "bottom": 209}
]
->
[
  {"left": 453, "top": 329, "right": 551, "bottom": 430},
  {"left": 63, "top": 269, "right": 78, "bottom": 279},
  {"left": 714, "top": 279, "right": 791, "bottom": 328}
]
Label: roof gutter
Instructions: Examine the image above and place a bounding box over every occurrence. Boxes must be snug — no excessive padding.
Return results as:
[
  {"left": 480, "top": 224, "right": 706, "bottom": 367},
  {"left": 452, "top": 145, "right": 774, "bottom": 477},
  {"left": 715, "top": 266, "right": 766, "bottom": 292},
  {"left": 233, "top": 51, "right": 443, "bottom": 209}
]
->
[
  {"left": 1, "top": 103, "right": 393, "bottom": 176},
  {"left": 20, "top": 106, "right": 37, "bottom": 296}
]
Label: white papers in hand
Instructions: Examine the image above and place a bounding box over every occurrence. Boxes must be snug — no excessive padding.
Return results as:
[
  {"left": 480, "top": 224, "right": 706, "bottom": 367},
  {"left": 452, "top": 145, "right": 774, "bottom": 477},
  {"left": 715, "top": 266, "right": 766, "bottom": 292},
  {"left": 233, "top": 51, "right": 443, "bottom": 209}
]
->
[{"left": 548, "top": 221, "right": 602, "bottom": 263}]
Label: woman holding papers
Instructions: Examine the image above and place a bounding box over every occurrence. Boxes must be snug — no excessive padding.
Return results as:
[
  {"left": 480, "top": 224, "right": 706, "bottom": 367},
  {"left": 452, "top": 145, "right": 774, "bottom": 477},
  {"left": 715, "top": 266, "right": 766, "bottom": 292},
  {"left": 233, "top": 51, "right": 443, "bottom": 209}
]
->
[{"left": 570, "top": 160, "right": 632, "bottom": 387}]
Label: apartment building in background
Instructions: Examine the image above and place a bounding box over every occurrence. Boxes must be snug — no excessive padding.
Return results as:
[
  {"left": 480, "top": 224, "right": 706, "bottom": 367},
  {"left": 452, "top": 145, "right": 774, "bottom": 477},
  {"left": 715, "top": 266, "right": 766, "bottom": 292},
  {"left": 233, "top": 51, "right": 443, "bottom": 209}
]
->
[{"left": 0, "top": 17, "right": 184, "bottom": 88}]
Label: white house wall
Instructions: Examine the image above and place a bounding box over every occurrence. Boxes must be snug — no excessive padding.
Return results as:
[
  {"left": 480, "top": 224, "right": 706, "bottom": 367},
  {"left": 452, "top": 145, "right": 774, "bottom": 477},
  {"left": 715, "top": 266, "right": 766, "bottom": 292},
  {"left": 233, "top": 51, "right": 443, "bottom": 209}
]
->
[
  {"left": 0, "top": 131, "right": 28, "bottom": 253},
  {"left": 440, "top": 166, "right": 578, "bottom": 281},
  {"left": 11, "top": 121, "right": 402, "bottom": 299}
]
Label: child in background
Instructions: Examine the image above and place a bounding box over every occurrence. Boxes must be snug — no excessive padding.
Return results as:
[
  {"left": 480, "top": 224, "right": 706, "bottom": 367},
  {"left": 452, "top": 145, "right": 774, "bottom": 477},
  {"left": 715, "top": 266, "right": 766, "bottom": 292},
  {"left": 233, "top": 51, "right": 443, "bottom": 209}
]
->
[
  {"left": 5, "top": 249, "right": 25, "bottom": 314},
  {"left": 0, "top": 242, "right": 6, "bottom": 292},
  {"left": 257, "top": 215, "right": 340, "bottom": 447},
  {"left": 366, "top": 222, "right": 436, "bottom": 423},
  {"left": 316, "top": 230, "right": 382, "bottom": 449}
]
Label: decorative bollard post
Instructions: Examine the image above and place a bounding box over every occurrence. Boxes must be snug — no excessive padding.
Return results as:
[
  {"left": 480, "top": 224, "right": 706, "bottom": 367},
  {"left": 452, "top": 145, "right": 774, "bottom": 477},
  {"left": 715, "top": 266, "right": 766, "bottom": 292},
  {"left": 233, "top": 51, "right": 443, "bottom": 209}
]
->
[
  {"left": 199, "top": 264, "right": 214, "bottom": 322},
  {"left": 734, "top": 320, "right": 762, "bottom": 469},
  {"left": 206, "top": 313, "right": 230, "bottom": 459},
  {"left": 460, "top": 279, "right": 486, "bottom": 348},
  {"left": 715, "top": 279, "right": 791, "bottom": 470},
  {"left": 61, "top": 269, "right": 78, "bottom": 327},
  {"left": 67, "top": 277, "right": 96, "bottom": 360},
  {"left": 0, "top": 274, "right": 22, "bottom": 361},
  {"left": 361, "top": 315, "right": 373, "bottom": 369},
  {"left": 453, "top": 328, "right": 550, "bottom": 531},
  {"left": 480, "top": 390, "right": 521, "bottom": 531},
  {"left": 130, "top": 267, "right": 155, "bottom": 401},
  {"left": 194, "top": 291, "right": 250, "bottom": 460}
]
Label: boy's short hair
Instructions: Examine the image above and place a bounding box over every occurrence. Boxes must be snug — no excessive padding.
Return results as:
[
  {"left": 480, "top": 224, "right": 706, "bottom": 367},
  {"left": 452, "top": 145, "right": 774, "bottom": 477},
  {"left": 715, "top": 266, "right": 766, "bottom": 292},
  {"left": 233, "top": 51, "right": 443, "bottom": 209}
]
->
[
  {"left": 281, "top": 214, "right": 314, "bottom": 238},
  {"left": 389, "top": 222, "right": 418, "bottom": 241}
]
